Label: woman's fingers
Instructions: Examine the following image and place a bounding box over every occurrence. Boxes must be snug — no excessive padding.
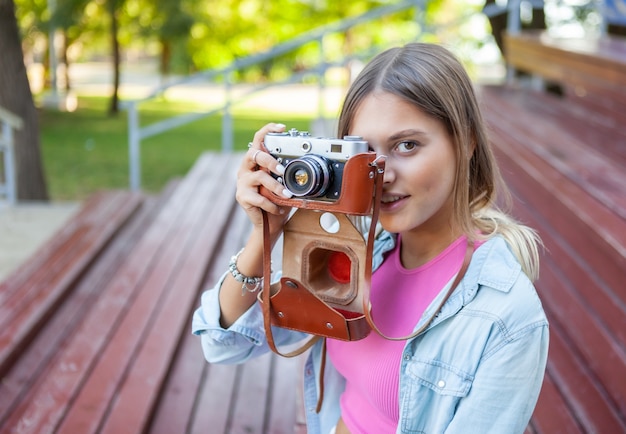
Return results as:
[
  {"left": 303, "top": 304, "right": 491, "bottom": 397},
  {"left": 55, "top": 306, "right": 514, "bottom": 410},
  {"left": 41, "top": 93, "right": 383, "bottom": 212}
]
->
[
  {"left": 251, "top": 123, "right": 285, "bottom": 150},
  {"left": 245, "top": 123, "right": 287, "bottom": 174},
  {"left": 245, "top": 148, "right": 286, "bottom": 177}
]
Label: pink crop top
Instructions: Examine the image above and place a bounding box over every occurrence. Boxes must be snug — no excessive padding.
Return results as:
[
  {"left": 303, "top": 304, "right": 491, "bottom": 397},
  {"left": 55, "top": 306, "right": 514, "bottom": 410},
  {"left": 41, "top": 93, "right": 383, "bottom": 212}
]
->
[{"left": 326, "top": 235, "right": 469, "bottom": 433}]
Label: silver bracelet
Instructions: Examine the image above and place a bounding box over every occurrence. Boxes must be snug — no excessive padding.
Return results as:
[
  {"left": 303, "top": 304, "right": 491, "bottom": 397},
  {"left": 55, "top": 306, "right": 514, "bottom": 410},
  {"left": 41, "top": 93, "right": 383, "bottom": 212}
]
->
[{"left": 228, "top": 248, "right": 264, "bottom": 296}]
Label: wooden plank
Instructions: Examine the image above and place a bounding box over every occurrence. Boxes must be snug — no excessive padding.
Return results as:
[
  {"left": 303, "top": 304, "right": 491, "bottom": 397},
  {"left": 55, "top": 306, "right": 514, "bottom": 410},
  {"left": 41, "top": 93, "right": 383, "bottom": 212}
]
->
[
  {"left": 189, "top": 362, "right": 238, "bottom": 434},
  {"left": 493, "top": 136, "right": 626, "bottom": 345},
  {"left": 148, "top": 203, "right": 251, "bottom": 433},
  {"left": 488, "top": 120, "right": 626, "bottom": 344},
  {"left": 98, "top": 154, "right": 241, "bottom": 434},
  {"left": 544, "top": 316, "right": 626, "bottom": 433},
  {"left": 480, "top": 87, "right": 626, "bottom": 297},
  {"left": 0, "top": 156, "right": 218, "bottom": 433},
  {"left": 230, "top": 352, "right": 273, "bottom": 433},
  {"left": 266, "top": 352, "right": 303, "bottom": 433},
  {"left": 0, "top": 191, "right": 120, "bottom": 306},
  {"left": 507, "top": 200, "right": 626, "bottom": 419},
  {"left": 496, "top": 164, "right": 626, "bottom": 431},
  {"left": 485, "top": 126, "right": 626, "bottom": 429},
  {"left": 0, "top": 191, "right": 143, "bottom": 378},
  {"left": 504, "top": 30, "right": 626, "bottom": 88},
  {"left": 499, "top": 88, "right": 626, "bottom": 169},
  {"left": 55, "top": 154, "right": 237, "bottom": 434},
  {"left": 530, "top": 372, "right": 582, "bottom": 434},
  {"left": 480, "top": 86, "right": 626, "bottom": 221},
  {"left": 145, "top": 326, "right": 207, "bottom": 434},
  {"left": 0, "top": 194, "right": 163, "bottom": 425}
]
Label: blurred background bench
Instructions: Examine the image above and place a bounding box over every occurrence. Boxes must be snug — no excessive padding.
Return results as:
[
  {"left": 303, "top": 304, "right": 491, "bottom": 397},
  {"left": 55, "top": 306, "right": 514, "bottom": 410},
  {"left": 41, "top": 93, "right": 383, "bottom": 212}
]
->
[{"left": 480, "top": 28, "right": 626, "bottom": 434}]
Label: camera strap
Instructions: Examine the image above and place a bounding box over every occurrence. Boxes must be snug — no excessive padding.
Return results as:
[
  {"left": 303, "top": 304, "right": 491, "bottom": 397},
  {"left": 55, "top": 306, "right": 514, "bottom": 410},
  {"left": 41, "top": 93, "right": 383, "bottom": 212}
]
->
[
  {"left": 363, "top": 240, "right": 474, "bottom": 341},
  {"left": 259, "top": 156, "right": 386, "bottom": 413}
]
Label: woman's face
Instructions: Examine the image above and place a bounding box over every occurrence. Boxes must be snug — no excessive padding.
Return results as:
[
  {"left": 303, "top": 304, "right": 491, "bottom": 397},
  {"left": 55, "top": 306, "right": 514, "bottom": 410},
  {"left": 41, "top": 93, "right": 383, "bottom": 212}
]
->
[{"left": 350, "top": 91, "right": 458, "bottom": 242}]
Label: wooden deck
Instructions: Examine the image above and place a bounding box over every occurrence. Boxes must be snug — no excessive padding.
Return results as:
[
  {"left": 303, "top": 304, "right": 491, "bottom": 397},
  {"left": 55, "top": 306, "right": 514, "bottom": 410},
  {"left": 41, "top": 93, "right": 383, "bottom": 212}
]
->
[
  {"left": 483, "top": 29, "right": 626, "bottom": 434},
  {"left": 0, "top": 152, "right": 306, "bottom": 434}
]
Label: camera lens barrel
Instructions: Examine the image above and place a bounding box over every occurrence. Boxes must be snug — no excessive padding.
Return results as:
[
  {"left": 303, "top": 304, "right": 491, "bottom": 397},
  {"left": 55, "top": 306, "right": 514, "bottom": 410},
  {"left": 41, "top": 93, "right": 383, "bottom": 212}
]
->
[{"left": 283, "top": 155, "right": 332, "bottom": 197}]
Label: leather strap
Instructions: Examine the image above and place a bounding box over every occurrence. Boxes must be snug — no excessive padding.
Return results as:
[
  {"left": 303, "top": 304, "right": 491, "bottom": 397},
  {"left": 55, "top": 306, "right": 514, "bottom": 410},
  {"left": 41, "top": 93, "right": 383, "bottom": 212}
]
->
[
  {"left": 261, "top": 210, "right": 321, "bottom": 358},
  {"left": 363, "top": 240, "right": 474, "bottom": 341}
]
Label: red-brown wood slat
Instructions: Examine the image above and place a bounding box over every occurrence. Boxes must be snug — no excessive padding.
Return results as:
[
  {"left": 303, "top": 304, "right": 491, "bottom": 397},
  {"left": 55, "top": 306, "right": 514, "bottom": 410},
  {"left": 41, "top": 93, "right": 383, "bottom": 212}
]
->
[
  {"left": 482, "top": 85, "right": 626, "bottom": 434},
  {"left": 503, "top": 30, "right": 626, "bottom": 129},
  {"left": 0, "top": 191, "right": 137, "bottom": 310},
  {"left": 530, "top": 373, "right": 583, "bottom": 434},
  {"left": 0, "top": 191, "right": 143, "bottom": 378},
  {"left": 189, "top": 361, "right": 239, "bottom": 434},
  {"left": 479, "top": 86, "right": 626, "bottom": 221},
  {"left": 148, "top": 201, "right": 252, "bottom": 433},
  {"left": 145, "top": 326, "right": 206, "bottom": 434},
  {"left": 507, "top": 193, "right": 626, "bottom": 432},
  {"left": 495, "top": 154, "right": 626, "bottom": 432},
  {"left": 54, "top": 153, "right": 238, "bottom": 434},
  {"left": 0, "top": 193, "right": 165, "bottom": 426},
  {"left": 266, "top": 349, "right": 304, "bottom": 433},
  {"left": 504, "top": 30, "right": 626, "bottom": 89},
  {"left": 480, "top": 86, "right": 626, "bottom": 301},
  {"left": 96, "top": 154, "right": 241, "bottom": 434},
  {"left": 483, "top": 100, "right": 626, "bottom": 340},
  {"left": 0, "top": 155, "right": 219, "bottom": 433},
  {"left": 487, "top": 121, "right": 626, "bottom": 381},
  {"left": 229, "top": 352, "right": 274, "bottom": 433}
]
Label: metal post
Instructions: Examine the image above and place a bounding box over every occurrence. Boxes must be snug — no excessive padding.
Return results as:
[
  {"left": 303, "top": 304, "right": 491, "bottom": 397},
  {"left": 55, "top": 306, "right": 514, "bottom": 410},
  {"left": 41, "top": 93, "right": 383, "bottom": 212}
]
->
[
  {"left": 128, "top": 103, "right": 141, "bottom": 191},
  {"left": 507, "top": 0, "right": 522, "bottom": 35},
  {"left": 506, "top": 0, "right": 523, "bottom": 83},
  {"left": 48, "top": 0, "right": 58, "bottom": 101},
  {"left": 1, "top": 122, "right": 16, "bottom": 204},
  {"left": 222, "top": 71, "right": 234, "bottom": 152},
  {"left": 317, "top": 36, "right": 326, "bottom": 124}
]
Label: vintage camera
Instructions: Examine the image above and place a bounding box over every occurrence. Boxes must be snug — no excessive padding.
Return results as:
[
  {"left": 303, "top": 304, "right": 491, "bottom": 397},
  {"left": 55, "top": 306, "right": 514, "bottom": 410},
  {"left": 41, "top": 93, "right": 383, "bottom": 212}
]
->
[
  {"left": 258, "top": 129, "right": 386, "bottom": 342},
  {"left": 265, "top": 129, "right": 369, "bottom": 202}
]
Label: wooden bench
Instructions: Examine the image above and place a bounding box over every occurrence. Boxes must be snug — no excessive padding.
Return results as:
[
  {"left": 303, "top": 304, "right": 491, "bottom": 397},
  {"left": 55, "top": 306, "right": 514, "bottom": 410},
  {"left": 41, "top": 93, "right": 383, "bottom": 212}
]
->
[
  {"left": 503, "top": 29, "right": 626, "bottom": 124},
  {"left": 478, "top": 74, "right": 626, "bottom": 432},
  {"left": 0, "top": 152, "right": 306, "bottom": 434}
]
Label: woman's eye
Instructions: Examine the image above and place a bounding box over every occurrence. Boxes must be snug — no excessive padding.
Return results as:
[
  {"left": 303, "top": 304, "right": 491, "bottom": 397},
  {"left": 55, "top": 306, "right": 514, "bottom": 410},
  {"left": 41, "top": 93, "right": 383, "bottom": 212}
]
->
[{"left": 396, "top": 141, "right": 418, "bottom": 153}]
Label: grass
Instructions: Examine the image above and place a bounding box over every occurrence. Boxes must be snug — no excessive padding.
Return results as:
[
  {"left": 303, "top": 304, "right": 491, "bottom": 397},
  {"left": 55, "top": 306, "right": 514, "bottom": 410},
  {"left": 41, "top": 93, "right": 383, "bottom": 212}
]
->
[{"left": 39, "top": 96, "right": 313, "bottom": 200}]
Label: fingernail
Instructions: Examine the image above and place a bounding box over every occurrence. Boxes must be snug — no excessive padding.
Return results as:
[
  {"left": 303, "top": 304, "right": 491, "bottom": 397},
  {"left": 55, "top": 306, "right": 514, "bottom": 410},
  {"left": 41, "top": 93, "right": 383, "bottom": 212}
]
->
[
  {"left": 279, "top": 208, "right": 286, "bottom": 215},
  {"left": 276, "top": 123, "right": 286, "bottom": 129},
  {"left": 276, "top": 163, "right": 285, "bottom": 175},
  {"left": 282, "top": 189, "right": 293, "bottom": 198}
]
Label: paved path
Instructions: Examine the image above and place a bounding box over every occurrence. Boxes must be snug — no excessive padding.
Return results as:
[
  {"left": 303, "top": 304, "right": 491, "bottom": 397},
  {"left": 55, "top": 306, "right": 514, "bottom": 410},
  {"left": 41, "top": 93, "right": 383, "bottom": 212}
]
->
[{"left": 0, "top": 202, "right": 80, "bottom": 281}]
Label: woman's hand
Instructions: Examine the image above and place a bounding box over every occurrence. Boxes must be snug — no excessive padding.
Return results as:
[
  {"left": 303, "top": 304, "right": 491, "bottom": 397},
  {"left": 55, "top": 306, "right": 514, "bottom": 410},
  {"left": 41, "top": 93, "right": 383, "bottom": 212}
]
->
[{"left": 236, "top": 123, "right": 292, "bottom": 243}]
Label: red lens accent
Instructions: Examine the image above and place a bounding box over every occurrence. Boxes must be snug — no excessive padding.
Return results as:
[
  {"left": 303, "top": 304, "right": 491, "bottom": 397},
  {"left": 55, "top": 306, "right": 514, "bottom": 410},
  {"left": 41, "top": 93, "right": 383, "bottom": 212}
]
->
[{"left": 327, "top": 251, "right": 351, "bottom": 284}]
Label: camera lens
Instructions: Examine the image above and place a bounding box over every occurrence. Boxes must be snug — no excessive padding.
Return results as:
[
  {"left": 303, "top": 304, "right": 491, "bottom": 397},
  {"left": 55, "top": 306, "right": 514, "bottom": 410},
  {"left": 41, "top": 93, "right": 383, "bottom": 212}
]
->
[{"left": 283, "top": 155, "right": 332, "bottom": 198}]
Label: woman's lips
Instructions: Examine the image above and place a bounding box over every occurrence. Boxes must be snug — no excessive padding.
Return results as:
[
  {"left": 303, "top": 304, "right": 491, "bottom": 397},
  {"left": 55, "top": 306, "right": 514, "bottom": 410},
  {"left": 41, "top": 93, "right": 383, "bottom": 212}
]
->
[{"left": 380, "top": 193, "right": 408, "bottom": 211}]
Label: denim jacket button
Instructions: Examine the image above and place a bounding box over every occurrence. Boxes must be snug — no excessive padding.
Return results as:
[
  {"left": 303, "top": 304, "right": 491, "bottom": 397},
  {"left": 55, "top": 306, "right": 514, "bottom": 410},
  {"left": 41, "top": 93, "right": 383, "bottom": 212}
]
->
[{"left": 437, "top": 380, "right": 446, "bottom": 388}]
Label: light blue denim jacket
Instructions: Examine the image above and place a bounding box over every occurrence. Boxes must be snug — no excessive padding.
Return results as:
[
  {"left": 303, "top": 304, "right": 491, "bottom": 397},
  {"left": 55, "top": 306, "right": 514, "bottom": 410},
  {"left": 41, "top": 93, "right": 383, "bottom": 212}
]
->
[{"left": 192, "top": 233, "right": 549, "bottom": 434}]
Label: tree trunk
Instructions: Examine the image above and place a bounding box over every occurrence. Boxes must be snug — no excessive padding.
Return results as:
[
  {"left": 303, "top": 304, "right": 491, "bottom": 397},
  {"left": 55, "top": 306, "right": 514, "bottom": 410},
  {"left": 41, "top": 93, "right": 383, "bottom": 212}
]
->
[
  {"left": 0, "top": 0, "right": 49, "bottom": 201},
  {"left": 62, "top": 31, "right": 71, "bottom": 92},
  {"left": 108, "top": 0, "right": 121, "bottom": 115},
  {"left": 159, "top": 39, "right": 172, "bottom": 85}
]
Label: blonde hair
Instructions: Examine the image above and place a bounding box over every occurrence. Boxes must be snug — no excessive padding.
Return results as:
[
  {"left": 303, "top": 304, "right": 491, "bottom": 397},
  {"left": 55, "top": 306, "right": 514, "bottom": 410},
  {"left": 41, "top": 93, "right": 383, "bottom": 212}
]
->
[{"left": 339, "top": 43, "right": 541, "bottom": 281}]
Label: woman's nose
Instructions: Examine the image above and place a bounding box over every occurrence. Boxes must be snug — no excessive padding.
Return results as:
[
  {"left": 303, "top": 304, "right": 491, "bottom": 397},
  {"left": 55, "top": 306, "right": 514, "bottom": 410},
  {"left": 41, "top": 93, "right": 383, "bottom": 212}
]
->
[{"left": 382, "top": 163, "right": 394, "bottom": 184}]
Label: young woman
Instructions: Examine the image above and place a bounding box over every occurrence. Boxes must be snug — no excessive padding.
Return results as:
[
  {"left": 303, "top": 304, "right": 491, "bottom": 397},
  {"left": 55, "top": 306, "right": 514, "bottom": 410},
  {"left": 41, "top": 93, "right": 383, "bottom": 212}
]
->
[{"left": 192, "top": 43, "right": 549, "bottom": 434}]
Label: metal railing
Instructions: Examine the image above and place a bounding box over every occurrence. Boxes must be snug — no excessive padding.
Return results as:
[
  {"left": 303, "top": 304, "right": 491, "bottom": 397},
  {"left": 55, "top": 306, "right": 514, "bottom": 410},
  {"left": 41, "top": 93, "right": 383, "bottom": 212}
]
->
[
  {"left": 124, "top": 0, "right": 427, "bottom": 191},
  {"left": 0, "top": 106, "right": 23, "bottom": 205}
]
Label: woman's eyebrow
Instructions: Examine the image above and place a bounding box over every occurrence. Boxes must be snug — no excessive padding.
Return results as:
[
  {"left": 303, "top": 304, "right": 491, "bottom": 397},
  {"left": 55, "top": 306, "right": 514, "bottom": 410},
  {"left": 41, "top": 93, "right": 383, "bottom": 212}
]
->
[{"left": 388, "top": 129, "right": 426, "bottom": 141}]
